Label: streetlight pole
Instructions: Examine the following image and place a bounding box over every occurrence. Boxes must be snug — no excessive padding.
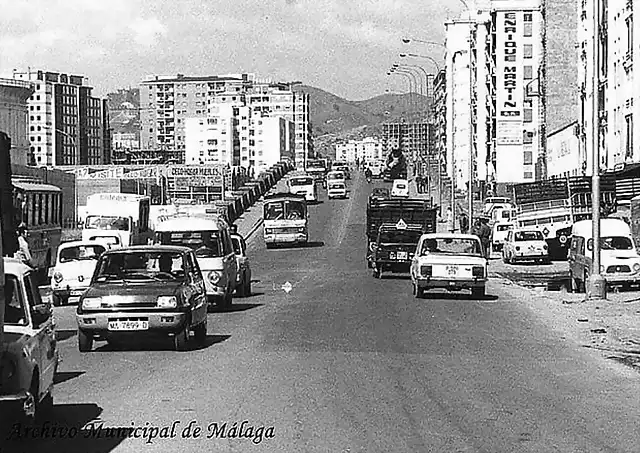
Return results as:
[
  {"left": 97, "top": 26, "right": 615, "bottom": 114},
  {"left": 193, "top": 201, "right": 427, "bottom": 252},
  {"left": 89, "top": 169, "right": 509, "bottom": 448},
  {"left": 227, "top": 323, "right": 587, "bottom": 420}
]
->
[
  {"left": 467, "top": 36, "right": 474, "bottom": 230},
  {"left": 387, "top": 71, "right": 415, "bottom": 117},
  {"left": 390, "top": 68, "right": 419, "bottom": 119},
  {"left": 587, "top": 0, "right": 605, "bottom": 299}
]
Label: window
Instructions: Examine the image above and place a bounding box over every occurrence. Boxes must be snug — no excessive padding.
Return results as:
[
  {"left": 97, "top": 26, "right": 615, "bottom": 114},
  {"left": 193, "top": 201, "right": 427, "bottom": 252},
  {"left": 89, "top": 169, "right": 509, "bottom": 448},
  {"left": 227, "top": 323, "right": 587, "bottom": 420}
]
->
[
  {"left": 626, "top": 114, "right": 633, "bottom": 159},
  {"left": 524, "top": 66, "right": 533, "bottom": 80},
  {"left": 524, "top": 151, "right": 533, "bottom": 164},
  {"left": 627, "top": 15, "right": 633, "bottom": 55},
  {"left": 524, "top": 44, "right": 533, "bottom": 59},
  {"left": 524, "top": 109, "right": 533, "bottom": 122},
  {"left": 524, "top": 172, "right": 533, "bottom": 179},
  {"left": 524, "top": 131, "right": 534, "bottom": 144}
]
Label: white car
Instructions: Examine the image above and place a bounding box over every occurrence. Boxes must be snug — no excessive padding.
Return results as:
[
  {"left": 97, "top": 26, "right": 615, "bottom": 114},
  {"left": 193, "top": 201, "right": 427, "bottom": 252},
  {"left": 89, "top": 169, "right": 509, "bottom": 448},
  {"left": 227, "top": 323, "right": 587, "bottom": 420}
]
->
[
  {"left": 410, "top": 233, "right": 488, "bottom": 299},
  {"left": 231, "top": 232, "right": 252, "bottom": 297},
  {"left": 51, "top": 241, "right": 107, "bottom": 306},
  {"left": 502, "top": 228, "right": 550, "bottom": 264},
  {"left": 327, "top": 181, "right": 347, "bottom": 199}
]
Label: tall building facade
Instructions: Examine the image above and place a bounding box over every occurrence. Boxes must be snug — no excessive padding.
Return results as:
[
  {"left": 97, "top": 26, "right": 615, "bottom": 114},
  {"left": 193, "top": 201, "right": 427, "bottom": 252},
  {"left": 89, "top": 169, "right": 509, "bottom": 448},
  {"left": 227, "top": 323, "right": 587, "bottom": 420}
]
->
[
  {"left": 432, "top": 68, "right": 447, "bottom": 173},
  {"left": 446, "top": 0, "right": 545, "bottom": 189},
  {"left": 139, "top": 74, "right": 310, "bottom": 169},
  {"left": 11, "top": 70, "right": 110, "bottom": 166},
  {"left": 0, "top": 78, "right": 34, "bottom": 166},
  {"left": 382, "top": 122, "right": 432, "bottom": 161},
  {"left": 579, "top": 0, "right": 638, "bottom": 173},
  {"left": 335, "top": 137, "right": 383, "bottom": 163},
  {"left": 184, "top": 104, "right": 294, "bottom": 176}
]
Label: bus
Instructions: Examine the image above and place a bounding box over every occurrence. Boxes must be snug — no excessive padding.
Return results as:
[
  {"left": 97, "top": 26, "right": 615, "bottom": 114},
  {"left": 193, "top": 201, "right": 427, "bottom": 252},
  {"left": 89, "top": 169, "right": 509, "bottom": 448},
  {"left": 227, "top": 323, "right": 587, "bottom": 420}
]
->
[
  {"left": 12, "top": 180, "right": 63, "bottom": 281},
  {"left": 263, "top": 193, "right": 308, "bottom": 248},
  {"left": 288, "top": 174, "right": 317, "bottom": 202}
]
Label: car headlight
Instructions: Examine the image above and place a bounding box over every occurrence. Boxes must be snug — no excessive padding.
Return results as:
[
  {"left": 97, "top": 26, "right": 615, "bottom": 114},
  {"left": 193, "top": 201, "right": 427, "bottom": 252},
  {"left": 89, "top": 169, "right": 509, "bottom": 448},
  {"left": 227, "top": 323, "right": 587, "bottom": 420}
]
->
[
  {"left": 265, "top": 228, "right": 273, "bottom": 234},
  {"left": 157, "top": 296, "right": 177, "bottom": 308},
  {"left": 208, "top": 271, "right": 222, "bottom": 284},
  {"left": 298, "top": 227, "right": 306, "bottom": 233},
  {"left": 634, "top": 263, "right": 640, "bottom": 272},
  {"left": 53, "top": 271, "right": 63, "bottom": 283},
  {"left": 82, "top": 297, "right": 102, "bottom": 309}
]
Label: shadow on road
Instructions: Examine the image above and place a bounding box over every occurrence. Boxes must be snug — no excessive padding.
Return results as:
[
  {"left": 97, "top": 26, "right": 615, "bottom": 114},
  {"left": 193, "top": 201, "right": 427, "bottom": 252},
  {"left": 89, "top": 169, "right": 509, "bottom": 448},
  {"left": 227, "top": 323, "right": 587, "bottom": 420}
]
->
[
  {"left": 422, "top": 292, "right": 500, "bottom": 302},
  {"left": 303, "top": 241, "right": 325, "bottom": 248},
  {"left": 54, "top": 371, "right": 85, "bottom": 385},
  {"left": 378, "top": 274, "right": 411, "bottom": 280},
  {"left": 56, "top": 330, "right": 78, "bottom": 342},
  {"left": 190, "top": 334, "right": 231, "bottom": 350},
  {"left": 2, "top": 403, "right": 125, "bottom": 453},
  {"left": 92, "top": 333, "right": 231, "bottom": 353},
  {"left": 209, "top": 303, "right": 264, "bottom": 313}
]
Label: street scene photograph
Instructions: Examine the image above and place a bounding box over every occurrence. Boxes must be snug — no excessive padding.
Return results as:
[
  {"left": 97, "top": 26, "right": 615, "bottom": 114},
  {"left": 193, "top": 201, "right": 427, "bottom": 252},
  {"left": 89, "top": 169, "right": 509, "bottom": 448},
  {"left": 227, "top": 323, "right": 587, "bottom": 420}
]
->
[{"left": 1, "top": 0, "right": 640, "bottom": 451}]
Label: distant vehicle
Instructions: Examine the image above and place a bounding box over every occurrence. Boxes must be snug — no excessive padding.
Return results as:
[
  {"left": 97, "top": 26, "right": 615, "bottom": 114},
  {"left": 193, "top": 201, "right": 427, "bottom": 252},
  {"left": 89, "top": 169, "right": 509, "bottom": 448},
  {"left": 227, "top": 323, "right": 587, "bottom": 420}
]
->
[
  {"left": 568, "top": 218, "right": 640, "bottom": 292},
  {"left": 370, "top": 161, "right": 384, "bottom": 178},
  {"left": 410, "top": 233, "right": 487, "bottom": 298},
  {"left": 332, "top": 163, "right": 350, "bottom": 180},
  {"left": 12, "top": 180, "right": 63, "bottom": 281},
  {"left": 76, "top": 245, "right": 208, "bottom": 352},
  {"left": 491, "top": 222, "right": 514, "bottom": 254},
  {"left": 155, "top": 213, "right": 238, "bottom": 308},
  {"left": 368, "top": 188, "right": 390, "bottom": 204},
  {"left": 51, "top": 241, "right": 106, "bottom": 306},
  {"left": 484, "top": 197, "right": 512, "bottom": 215},
  {"left": 327, "top": 181, "right": 347, "bottom": 199},
  {"left": 83, "top": 193, "right": 152, "bottom": 249},
  {"left": 230, "top": 232, "right": 252, "bottom": 297},
  {"left": 263, "top": 193, "right": 308, "bottom": 248},
  {"left": 306, "top": 159, "right": 328, "bottom": 187},
  {"left": 391, "top": 179, "right": 409, "bottom": 198},
  {"left": 326, "top": 170, "right": 346, "bottom": 185},
  {"left": 1, "top": 257, "right": 59, "bottom": 422},
  {"left": 288, "top": 175, "right": 317, "bottom": 202},
  {"left": 502, "top": 228, "right": 550, "bottom": 265}
]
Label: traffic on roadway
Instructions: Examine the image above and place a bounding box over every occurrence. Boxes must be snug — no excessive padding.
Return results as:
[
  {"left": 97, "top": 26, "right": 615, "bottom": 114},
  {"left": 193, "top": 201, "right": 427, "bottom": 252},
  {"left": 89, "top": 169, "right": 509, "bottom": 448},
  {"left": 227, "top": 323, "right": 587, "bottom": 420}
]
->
[{"left": 2, "top": 163, "right": 640, "bottom": 453}]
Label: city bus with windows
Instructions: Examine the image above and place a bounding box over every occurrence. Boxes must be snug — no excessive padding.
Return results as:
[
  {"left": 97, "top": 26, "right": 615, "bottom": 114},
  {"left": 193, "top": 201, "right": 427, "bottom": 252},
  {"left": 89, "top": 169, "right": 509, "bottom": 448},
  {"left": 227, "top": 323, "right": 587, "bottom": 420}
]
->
[
  {"left": 287, "top": 174, "right": 317, "bottom": 202},
  {"left": 12, "top": 180, "right": 63, "bottom": 281},
  {"left": 263, "top": 193, "right": 308, "bottom": 248}
]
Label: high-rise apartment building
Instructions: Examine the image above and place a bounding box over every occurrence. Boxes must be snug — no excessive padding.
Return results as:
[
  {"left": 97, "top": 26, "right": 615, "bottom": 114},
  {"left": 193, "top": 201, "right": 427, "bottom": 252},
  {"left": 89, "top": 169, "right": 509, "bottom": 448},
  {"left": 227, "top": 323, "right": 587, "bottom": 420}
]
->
[
  {"left": 382, "top": 122, "right": 432, "bottom": 162},
  {"left": 432, "top": 69, "right": 447, "bottom": 173},
  {"left": 139, "top": 74, "right": 310, "bottom": 169},
  {"left": 579, "top": 0, "right": 638, "bottom": 173},
  {"left": 11, "top": 70, "right": 110, "bottom": 166}
]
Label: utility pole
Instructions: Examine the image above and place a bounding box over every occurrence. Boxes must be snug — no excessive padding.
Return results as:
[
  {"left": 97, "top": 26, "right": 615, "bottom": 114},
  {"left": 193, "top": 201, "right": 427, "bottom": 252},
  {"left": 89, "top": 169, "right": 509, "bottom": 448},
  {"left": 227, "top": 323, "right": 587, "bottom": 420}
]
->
[
  {"left": 587, "top": 0, "right": 606, "bottom": 299},
  {"left": 467, "top": 34, "right": 474, "bottom": 229}
]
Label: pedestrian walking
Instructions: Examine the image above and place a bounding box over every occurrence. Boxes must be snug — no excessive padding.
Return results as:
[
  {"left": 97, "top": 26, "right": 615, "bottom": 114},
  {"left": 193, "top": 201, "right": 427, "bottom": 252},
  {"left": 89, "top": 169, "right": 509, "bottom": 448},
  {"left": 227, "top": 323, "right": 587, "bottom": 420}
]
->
[
  {"left": 477, "top": 217, "right": 492, "bottom": 259},
  {"left": 415, "top": 175, "right": 423, "bottom": 194},
  {"left": 459, "top": 213, "right": 469, "bottom": 234},
  {"left": 446, "top": 207, "right": 454, "bottom": 232}
]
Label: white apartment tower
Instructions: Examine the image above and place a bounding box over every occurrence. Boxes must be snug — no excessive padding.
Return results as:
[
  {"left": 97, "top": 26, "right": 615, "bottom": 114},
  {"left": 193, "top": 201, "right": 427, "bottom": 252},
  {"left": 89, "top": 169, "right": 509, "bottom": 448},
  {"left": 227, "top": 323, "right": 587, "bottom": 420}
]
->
[{"left": 579, "top": 0, "right": 638, "bottom": 172}]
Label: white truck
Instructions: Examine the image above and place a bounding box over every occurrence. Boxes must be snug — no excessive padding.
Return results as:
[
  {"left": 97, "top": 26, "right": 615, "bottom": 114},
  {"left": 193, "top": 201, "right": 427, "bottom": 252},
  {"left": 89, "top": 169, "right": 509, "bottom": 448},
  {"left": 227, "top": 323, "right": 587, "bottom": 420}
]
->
[{"left": 82, "top": 193, "right": 152, "bottom": 248}]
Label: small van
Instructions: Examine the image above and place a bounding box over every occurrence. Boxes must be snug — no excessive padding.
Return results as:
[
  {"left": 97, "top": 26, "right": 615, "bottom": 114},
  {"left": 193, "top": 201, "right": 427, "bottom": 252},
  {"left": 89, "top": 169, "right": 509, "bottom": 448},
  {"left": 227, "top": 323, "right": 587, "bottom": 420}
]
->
[
  {"left": 155, "top": 214, "right": 238, "bottom": 307},
  {"left": 568, "top": 218, "right": 640, "bottom": 292},
  {"left": 391, "top": 179, "right": 409, "bottom": 198}
]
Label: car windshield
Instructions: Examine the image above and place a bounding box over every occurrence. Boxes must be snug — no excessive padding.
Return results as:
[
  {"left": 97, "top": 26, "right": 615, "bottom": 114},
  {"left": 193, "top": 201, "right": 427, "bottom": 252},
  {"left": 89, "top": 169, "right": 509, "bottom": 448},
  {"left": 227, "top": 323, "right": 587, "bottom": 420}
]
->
[
  {"left": 157, "top": 231, "right": 223, "bottom": 258},
  {"left": 59, "top": 244, "right": 106, "bottom": 263},
  {"left": 94, "top": 251, "right": 186, "bottom": 282},
  {"left": 379, "top": 229, "right": 422, "bottom": 244},
  {"left": 264, "top": 200, "right": 306, "bottom": 220},
  {"left": 601, "top": 236, "right": 633, "bottom": 250},
  {"left": 328, "top": 172, "right": 344, "bottom": 179},
  {"left": 290, "top": 178, "right": 313, "bottom": 186},
  {"left": 4, "top": 275, "right": 27, "bottom": 326},
  {"left": 395, "top": 184, "right": 407, "bottom": 190},
  {"left": 420, "top": 237, "right": 483, "bottom": 256},
  {"left": 497, "top": 224, "right": 513, "bottom": 232},
  {"left": 85, "top": 215, "right": 130, "bottom": 231},
  {"left": 515, "top": 231, "right": 544, "bottom": 241},
  {"left": 330, "top": 183, "right": 345, "bottom": 189}
]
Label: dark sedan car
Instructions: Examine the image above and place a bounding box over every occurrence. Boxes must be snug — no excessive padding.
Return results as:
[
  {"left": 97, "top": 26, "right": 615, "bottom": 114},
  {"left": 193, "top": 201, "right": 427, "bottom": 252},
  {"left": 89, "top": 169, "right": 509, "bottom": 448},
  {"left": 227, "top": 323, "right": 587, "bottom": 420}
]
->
[{"left": 75, "top": 245, "right": 208, "bottom": 352}]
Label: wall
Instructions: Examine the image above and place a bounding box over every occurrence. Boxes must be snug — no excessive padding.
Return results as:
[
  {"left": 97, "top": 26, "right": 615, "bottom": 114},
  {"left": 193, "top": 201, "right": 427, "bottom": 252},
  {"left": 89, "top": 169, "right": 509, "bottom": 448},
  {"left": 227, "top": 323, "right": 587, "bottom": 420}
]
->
[
  {"left": 0, "top": 79, "right": 34, "bottom": 166},
  {"left": 546, "top": 121, "right": 582, "bottom": 178}
]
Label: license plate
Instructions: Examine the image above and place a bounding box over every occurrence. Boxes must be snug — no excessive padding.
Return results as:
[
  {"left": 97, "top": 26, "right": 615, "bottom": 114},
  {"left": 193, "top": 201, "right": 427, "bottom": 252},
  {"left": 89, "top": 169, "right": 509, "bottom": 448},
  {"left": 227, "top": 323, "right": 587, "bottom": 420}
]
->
[
  {"left": 397, "top": 252, "right": 407, "bottom": 260},
  {"left": 108, "top": 320, "right": 149, "bottom": 331},
  {"left": 446, "top": 265, "right": 459, "bottom": 276}
]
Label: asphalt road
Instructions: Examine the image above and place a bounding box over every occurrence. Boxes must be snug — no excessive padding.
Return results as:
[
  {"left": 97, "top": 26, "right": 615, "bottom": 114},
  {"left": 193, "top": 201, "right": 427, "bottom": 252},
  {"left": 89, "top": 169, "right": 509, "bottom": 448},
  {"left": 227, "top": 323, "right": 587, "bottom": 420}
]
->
[{"left": 8, "top": 172, "right": 640, "bottom": 453}]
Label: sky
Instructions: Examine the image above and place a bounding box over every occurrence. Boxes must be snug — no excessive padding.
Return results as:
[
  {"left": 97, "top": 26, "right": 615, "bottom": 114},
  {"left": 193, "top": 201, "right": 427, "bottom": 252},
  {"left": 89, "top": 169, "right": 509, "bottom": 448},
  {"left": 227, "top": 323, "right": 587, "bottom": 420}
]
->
[{"left": 0, "top": 0, "right": 463, "bottom": 101}]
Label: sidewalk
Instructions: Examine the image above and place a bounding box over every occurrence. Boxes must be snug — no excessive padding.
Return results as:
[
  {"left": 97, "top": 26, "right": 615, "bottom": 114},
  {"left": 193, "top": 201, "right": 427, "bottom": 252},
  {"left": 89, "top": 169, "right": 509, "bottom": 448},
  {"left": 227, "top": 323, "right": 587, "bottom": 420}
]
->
[{"left": 233, "top": 177, "right": 290, "bottom": 240}]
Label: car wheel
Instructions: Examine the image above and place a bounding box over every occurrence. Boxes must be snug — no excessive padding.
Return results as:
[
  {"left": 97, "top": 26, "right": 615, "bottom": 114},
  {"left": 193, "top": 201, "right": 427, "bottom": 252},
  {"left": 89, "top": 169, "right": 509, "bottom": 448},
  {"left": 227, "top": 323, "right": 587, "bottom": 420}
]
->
[
  {"left": 52, "top": 293, "right": 62, "bottom": 307},
  {"left": 193, "top": 318, "right": 207, "bottom": 344},
  {"left": 245, "top": 279, "right": 252, "bottom": 297},
  {"left": 266, "top": 243, "right": 274, "bottom": 250},
  {"left": 472, "top": 286, "right": 485, "bottom": 299},
  {"left": 78, "top": 329, "right": 93, "bottom": 352},
  {"left": 237, "top": 277, "right": 246, "bottom": 297},
  {"left": 174, "top": 326, "right": 189, "bottom": 351},
  {"left": 416, "top": 287, "right": 425, "bottom": 299},
  {"left": 223, "top": 285, "right": 233, "bottom": 307}
]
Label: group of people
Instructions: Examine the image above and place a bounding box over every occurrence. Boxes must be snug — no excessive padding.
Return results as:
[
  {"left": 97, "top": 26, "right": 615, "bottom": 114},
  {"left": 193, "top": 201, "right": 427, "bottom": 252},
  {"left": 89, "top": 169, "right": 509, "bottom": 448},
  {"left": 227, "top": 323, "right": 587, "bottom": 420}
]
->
[{"left": 444, "top": 208, "right": 492, "bottom": 258}]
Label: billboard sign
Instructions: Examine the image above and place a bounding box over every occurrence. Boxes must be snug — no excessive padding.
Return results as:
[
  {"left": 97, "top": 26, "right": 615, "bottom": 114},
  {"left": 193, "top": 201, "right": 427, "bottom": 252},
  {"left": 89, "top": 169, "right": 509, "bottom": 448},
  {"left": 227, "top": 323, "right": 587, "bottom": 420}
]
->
[
  {"left": 496, "top": 11, "right": 523, "bottom": 145},
  {"left": 84, "top": 167, "right": 126, "bottom": 179}
]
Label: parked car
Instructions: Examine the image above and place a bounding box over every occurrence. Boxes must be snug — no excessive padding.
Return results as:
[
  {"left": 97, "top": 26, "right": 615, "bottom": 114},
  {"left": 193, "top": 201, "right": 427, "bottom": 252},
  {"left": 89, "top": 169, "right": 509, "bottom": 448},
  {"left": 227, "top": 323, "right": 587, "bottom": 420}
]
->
[
  {"left": 230, "top": 232, "right": 252, "bottom": 297},
  {"left": 327, "top": 181, "right": 348, "bottom": 199},
  {"left": 50, "top": 241, "right": 106, "bottom": 306},
  {"left": 568, "top": 218, "right": 640, "bottom": 292},
  {"left": 410, "top": 233, "right": 487, "bottom": 298},
  {"left": 369, "top": 188, "right": 390, "bottom": 204},
  {"left": 502, "top": 228, "right": 549, "bottom": 264},
  {"left": 491, "top": 222, "right": 514, "bottom": 254},
  {"left": 391, "top": 179, "right": 409, "bottom": 198},
  {"left": 1, "top": 258, "right": 58, "bottom": 423},
  {"left": 75, "top": 245, "right": 208, "bottom": 352}
]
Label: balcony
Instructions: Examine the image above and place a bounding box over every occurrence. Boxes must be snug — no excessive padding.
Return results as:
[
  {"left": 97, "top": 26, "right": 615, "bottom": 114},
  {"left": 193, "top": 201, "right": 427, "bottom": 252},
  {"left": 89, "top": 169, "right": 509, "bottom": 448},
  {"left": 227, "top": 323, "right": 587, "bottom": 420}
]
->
[{"left": 623, "top": 51, "right": 633, "bottom": 71}]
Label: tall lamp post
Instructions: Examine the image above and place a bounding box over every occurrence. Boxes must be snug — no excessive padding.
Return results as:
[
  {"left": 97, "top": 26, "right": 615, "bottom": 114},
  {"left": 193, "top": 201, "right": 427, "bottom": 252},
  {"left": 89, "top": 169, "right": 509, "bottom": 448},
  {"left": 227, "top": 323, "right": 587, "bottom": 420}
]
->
[
  {"left": 389, "top": 67, "right": 419, "bottom": 119},
  {"left": 587, "top": 0, "right": 605, "bottom": 299},
  {"left": 387, "top": 71, "right": 415, "bottom": 116}
]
